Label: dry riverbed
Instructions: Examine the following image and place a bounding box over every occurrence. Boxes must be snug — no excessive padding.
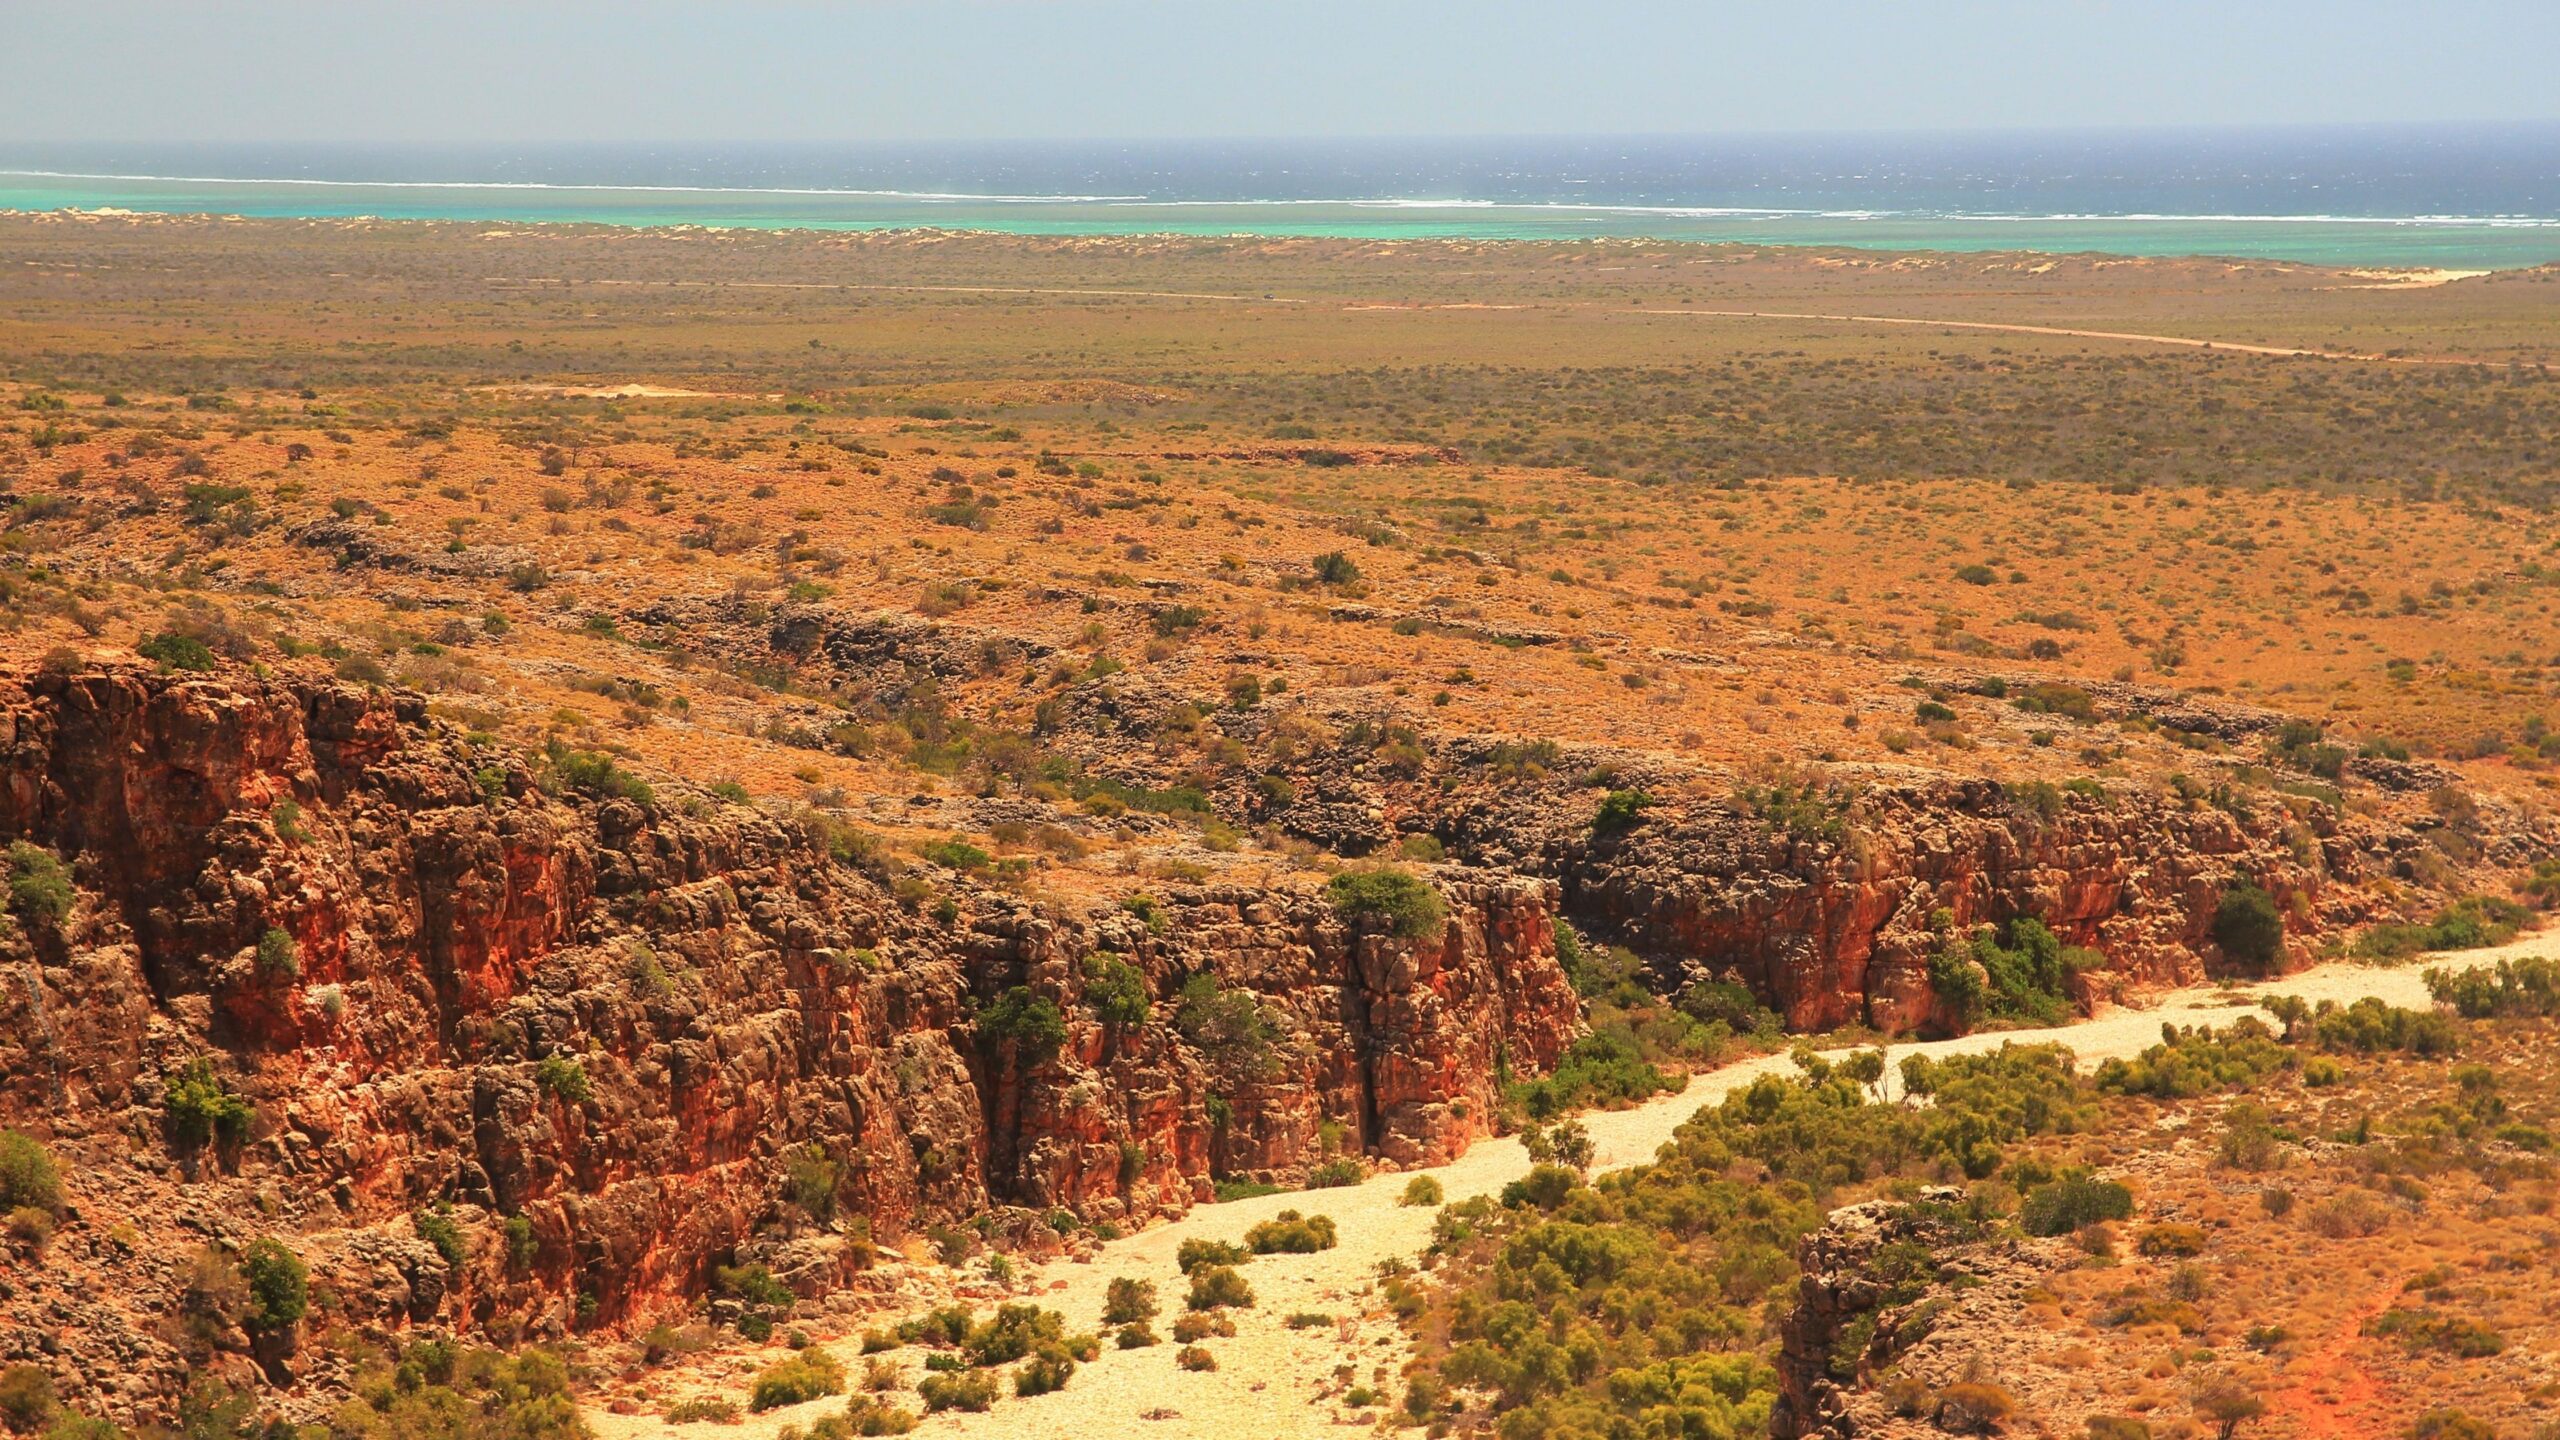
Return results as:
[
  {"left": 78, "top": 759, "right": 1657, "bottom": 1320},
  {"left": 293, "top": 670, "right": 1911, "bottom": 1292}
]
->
[{"left": 588, "top": 937, "right": 2550, "bottom": 1440}]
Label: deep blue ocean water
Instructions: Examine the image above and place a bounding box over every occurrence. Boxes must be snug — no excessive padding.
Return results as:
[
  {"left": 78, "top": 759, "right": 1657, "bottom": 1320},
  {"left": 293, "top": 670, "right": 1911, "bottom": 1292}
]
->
[{"left": 5, "top": 127, "right": 2558, "bottom": 269}]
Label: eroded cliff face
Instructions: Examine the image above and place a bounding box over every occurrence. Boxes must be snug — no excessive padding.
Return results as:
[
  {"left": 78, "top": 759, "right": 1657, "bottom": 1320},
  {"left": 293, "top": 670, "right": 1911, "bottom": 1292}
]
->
[{"left": 0, "top": 666, "right": 1578, "bottom": 1418}]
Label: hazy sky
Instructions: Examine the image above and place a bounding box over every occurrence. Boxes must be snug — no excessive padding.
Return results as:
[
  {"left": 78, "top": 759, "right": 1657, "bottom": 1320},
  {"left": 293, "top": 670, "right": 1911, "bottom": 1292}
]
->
[{"left": 6, "top": 0, "right": 2557, "bottom": 144}]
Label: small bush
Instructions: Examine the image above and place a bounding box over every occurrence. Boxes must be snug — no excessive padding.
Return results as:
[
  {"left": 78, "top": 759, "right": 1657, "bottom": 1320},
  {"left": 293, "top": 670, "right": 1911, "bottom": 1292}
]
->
[
  {"left": 749, "top": 1346, "right": 846, "bottom": 1412},
  {"left": 1185, "top": 1265, "right": 1254, "bottom": 1311},
  {"left": 0, "top": 1365, "right": 58, "bottom": 1434},
  {"left": 2211, "top": 884, "right": 2285, "bottom": 969},
  {"left": 1170, "top": 1312, "right": 1234, "bottom": 1343},
  {"left": 412, "top": 1205, "right": 466, "bottom": 1268},
  {"left": 2365, "top": 1308, "right": 2503, "bottom": 1358},
  {"left": 240, "top": 1237, "right": 308, "bottom": 1334},
  {"left": 916, "top": 1370, "right": 996, "bottom": 1413},
  {"left": 1323, "top": 868, "right": 1446, "bottom": 940},
  {"left": 842, "top": 1397, "right": 917, "bottom": 1436},
  {"left": 1592, "top": 788, "right": 1651, "bottom": 834},
  {"left": 661, "top": 1395, "right": 741, "bottom": 1423},
  {"left": 1102, "top": 1277, "right": 1157, "bottom": 1325},
  {"left": 254, "top": 926, "right": 300, "bottom": 980},
  {"left": 1304, "top": 1157, "right": 1366, "bottom": 1189},
  {"left": 1081, "top": 954, "right": 1150, "bottom": 1025},
  {"left": 962, "top": 1304, "right": 1065, "bottom": 1367},
  {"left": 137, "top": 631, "right": 217, "bottom": 673},
  {"left": 1012, "top": 1346, "right": 1075, "bottom": 1397},
  {"left": 783, "top": 1143, "right": 841, "bottom": 1222},
  {"left": 533, "top": 1055, "right": 591, "bottom": 1104},
  {"left": 978, "top": 987, "right": 1068, "bottom": 1061},
  {"left": 3, "top": 844, "right": 73, "bottom": 930},
  {"left": 1174, "top": 1345, "right": 1217, "bottom": 1372},
  {"left": 1175, "top": 1238, "right": 1251, "bottom": 1274},
  {"left": 2137, "top": 1223, "right": 2207, "bottom": 1257},
  {"left": 1116, "top": 1322, "right": 1158, "bottom": 1349},
  {"left": 2020, "top": 1172, "right": 2135, "bottom": 1236},
  {"left": 2408, "top": 1410, "right": 2498, "bottom": 1440},
  {"left": 0, "top": 1132, "right": 61, "bottom": 1214},
  {"left": 1399, "top": 1175, "right": 1444, "bottom": 1208},
  {"left": 163, "top": 1059, "right": 253, "bottom": 1148},
  {"left": 1934, "top": 1381, "right": 2016, "bottom": 1432},
  {"left": 1244, "top": 1210, "right": 1338, "bottom": 1254}
]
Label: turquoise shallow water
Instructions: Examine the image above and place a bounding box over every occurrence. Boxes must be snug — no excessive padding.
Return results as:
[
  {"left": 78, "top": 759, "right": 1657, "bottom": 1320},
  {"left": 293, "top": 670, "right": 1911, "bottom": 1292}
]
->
[{"left": 7, "top": 167, "right": 2560, "bottom": 271}]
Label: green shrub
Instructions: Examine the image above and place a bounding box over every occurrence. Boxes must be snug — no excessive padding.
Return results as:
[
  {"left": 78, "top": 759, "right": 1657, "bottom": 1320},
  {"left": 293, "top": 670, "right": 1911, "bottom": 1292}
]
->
[
  {"left": 662, "top": 1395, "right": 740, "bottom": 1423},
  {"left": 750, "top": 1346, "right": 846, "bottom": 1412},
  {"left": 2408, "top": 1409, "right": 2498, "bottom": 1440},
  {"left": 1102, "top": 1277, "right": 1157, "bottom": 1325},
  {"left": 503, "top": 1215, "right": 538, "bottom": 1270},
  {"left": 2425, "top": 955, "right": 2560, "bottom": 1018},
  {"left": 1185, "top": 1264, "right": 1253, "bottom": 1311},
  {"left": 916, "top": 1370, "right": 996, "bottom": 1412},
  {"left": 2312, "top": 997, "right": 2461, "bottom": 1056},
  {"left": 1506, "top": 1026, "right": 1679, "bottom": 1120},
  {"left": 1081, "top": 954, "right": 1150, "bottom": 1025},
  {"left": 533, "top": 1055, "right": 591, "bottom": 1104},
  {"left": 1928, "top": 917, "right": 2091, "bottom": 1029},
  {"left": 0, "top": 1132, "right": 61, "bottom": 1214},
  {"left": 1170, "top": 1312, "right": 1233, "bottom": 1343},
  {"left": 1592, "top": 788, "right": 1651, "bottom": 834},
  {"left": 137, "top": 631, "right": 217, "bottom": 673},
  {"left": 2365, "top": 1308, "right": 2503, "bottom": 1358},
  {"left": 163, "top": 1060, "right": 253, "bottom": 1147},
  {"left": 2211, "top": 884, "right": 2285, "bottom": 969},
  {"left": 412, "top": 1205, "right": 466, "bottom": 1268},
  {"left": 1298, "top": 1151, "right": 1364, "bottom": 1190},
  {"left": 1399, "top": 1175, "right": 1444, "bottom": 1208},
  {"left": 2019, "top": 1171, "right": 2135, "bottom": 1236},
  {"left": 978, "top": 987, "right": 1068, "bottom": 1060},
  {"left": 1323, "top": 868, "right": 1447, "bottom": 940},
  {"left": 254, "top": 926, "right": 299, "bottom": 980},
  {"left": 1, "top": 843, "right": 73, "bottom": 932},
  {"left": 240, "top": 1238, "right": 307, "bottom": 1333},
  {"left": 2093, "top": 1018, "right": 2293, "bottom": 1099},
  {"left": 1116, "top": 1321, "right": 1158, "bottom": 1348},
  {"left": 1172, "top": 974, "right": 1283, "bottom": 1075},
  {"left": 1175, "top": 1238, "right": 1250, "bottom": 1274},
  {"left": 1174, "top": 1345, "right": 1217, "bottom": 1372},
  {"left": 962, "top": 1304, "right": 1064, "bottom": 1367},
  {"left": 544, "top": 743, "right": 655, "bottom": 806},
  {"left": 783, "top": 1143, "right": 841, "bottom": 1221},
  {"left": 1012, "top": 1345, "right": 1075, "bottom": 1397},
  {"left": 0, "top": 1364, "right": 56, "bottom": 1434},
  {"left": 2355, "top": 895, "right": 2529, "bottom": 961},
  {"left": 1244, "top": 1210, "right": 1338, "bottom": 1254}
]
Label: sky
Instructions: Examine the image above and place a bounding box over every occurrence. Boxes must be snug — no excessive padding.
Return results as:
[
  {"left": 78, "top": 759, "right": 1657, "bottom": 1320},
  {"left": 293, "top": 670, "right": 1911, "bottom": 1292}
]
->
[{"left": 5, "top": 0, "right": 2557, "bottom": 145}]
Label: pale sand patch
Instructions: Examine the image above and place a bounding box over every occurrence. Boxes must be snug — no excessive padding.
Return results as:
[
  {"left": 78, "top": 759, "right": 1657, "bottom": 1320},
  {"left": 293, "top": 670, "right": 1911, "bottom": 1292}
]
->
[
  {"left": 590, "top": 935, "right": 2551, "bottom": 1440},
  {"left": 2326, "top": 268, "right": 2492, "bottom": 289},
  {"left": 506, "top": 383, "right": 733, "bottom": 400}
]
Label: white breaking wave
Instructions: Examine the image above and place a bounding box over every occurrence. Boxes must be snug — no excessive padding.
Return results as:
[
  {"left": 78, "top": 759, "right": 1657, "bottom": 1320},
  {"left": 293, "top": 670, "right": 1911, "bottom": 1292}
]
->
[{"left": 3, "top": 168, "right": 2557, "bottom": 227}]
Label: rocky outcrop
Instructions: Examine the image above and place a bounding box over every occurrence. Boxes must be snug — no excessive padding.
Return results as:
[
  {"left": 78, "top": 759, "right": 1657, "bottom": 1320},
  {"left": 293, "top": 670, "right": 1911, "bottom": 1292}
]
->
[
  {"left": 0, "top": 665, "right": 1579, "bottom": 1424},
  {"left": 1376, "top": 749, "right": 2515, "bottom": 1035},
  {"left": 1771, "top": 1190, "right": 2069, "bottom": 1438}
]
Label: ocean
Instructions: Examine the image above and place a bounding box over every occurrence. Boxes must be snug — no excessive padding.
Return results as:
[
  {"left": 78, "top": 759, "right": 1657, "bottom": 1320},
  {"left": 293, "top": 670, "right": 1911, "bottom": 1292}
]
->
[{"left": 6, "top": 127, "right": 2559, "bottom": 270}]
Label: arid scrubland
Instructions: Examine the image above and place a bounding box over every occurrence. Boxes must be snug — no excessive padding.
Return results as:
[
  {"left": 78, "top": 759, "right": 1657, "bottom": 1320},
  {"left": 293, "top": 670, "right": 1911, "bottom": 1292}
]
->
[{"left": 0, "top": 216, "right": 2557, "bottom": 1440}]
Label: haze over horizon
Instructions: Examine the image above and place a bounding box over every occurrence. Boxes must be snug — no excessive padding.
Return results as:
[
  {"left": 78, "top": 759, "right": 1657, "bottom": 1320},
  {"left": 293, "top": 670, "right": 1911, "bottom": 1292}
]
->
[{"left": 6, "top": 0, "right": 2557, "bottom": 146}]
